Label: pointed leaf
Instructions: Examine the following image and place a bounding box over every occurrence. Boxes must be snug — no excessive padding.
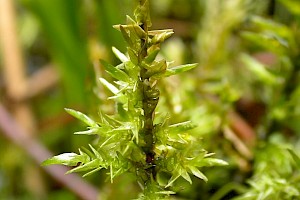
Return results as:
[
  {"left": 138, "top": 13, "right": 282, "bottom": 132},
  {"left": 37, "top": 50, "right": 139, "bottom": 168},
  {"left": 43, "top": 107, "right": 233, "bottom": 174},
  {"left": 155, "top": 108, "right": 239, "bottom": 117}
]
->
[
  {"left": 165, "top": 63, "right": 197, "bottom": 77},
  {"left": 102, "top": 113, "right": 122, "bottom": 126},
  {"left": 65, "top": 108, "right": 98, "bottom": 127},
  {"left": 201, "top": 158, "right": 228, "bottom": 167},
  {"left": 100, "top": 60, "right": 130, "bottom": 82},
  {"left": 180, "top": 168, "right": 192, "bottom": 184},
  {"left": 82, "top": 167, "right": 103, "bottom": 177},
  {"left": 67, "top": 159, "right": 101, "bottom": 174},
  {"left": 42, "top": 153, "right": 88, "bottom": 166},
  {"left": 99, "top": 78, "right": 119, "bottom": 94},
  {"left": 99, "top": 134, "right": 116, "bottom": 148},
  {"left": 165, "top": 167, "right": 181, "bottom": 188},
  {"left": 114, "top": 25, "right": 134, "bottom": 47},
  {"left": 126, "top": 15, "right": 136, "bottom": 25},
  {"left": 144, "top": 47, "right": 160, "bottom": 63},
  {"left": 80, "top": 147, "right": 95, "bottom": 159},
  {"left": 188, "top": 166, "right": 208, "bottom": 182},
  {"left": 151, "top": 30, "right": 174, "bottom": 44},
  {"left": 168, "top": 121, "right": 197, "bottom": 134},
  {"left": 113, "top": 24, "right": 146, "bottom": 39},
  {"left": 112, "top": 47, "right": 128, "bottom": 62},
  {"left": 114, "top": 122, "right": 132, "bottom": 131},
  {"left": 74, "top": 129, "right": 95, "bottom": 135},
  {"left": 88, "top": 144, "right": 103, "bottom": 161},
  {"left": 148, "top": 29, "right": 174, "bottom": 36}
]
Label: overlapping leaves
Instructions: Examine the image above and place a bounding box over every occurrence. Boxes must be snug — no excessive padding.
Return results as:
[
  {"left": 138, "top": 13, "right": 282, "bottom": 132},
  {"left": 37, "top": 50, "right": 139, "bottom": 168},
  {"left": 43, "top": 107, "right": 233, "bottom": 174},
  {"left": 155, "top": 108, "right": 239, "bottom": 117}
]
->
[{"left": 42, "top": 1, "right": 224, "bottom": 198}]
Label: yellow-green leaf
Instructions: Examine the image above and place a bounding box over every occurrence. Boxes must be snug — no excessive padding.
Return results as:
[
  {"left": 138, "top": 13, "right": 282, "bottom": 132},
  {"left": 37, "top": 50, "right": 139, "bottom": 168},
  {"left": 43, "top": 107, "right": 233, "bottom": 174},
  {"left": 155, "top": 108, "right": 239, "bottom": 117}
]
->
[
  {"left": 168, "top": 121, "right": 197, "bottom": 134},
  {"left": 67, "top": 159, "right": 102, "bottom": 174},
  {"left": 42, "top": 153, "right": 88, "bottom": 167},
  {"left": 202, "top": 158, "right": 228, "bottom": 167},
  {"left": 288, "top": 149, "right": 300, "bottom": 168},
  {"left": 65, "top": 108, "right": 98, "bottom": 127},
  {"left": 188, "top": 166, "right": 208, "bottom": 182},
  {"left": 100, "top": 60, "right": 130, "bottom": 82},
  {"left": 180, "top": 168, "right": 192, "bottom": 184},
  {"left": 165, "top": 167, "right": 181, "bottom": 188},
  {"left": 165, "top": 63, "right": 198, "bottom": 77},
  {"left": 99, "top": 78, "right": 119, "bottom": 94},
  {"left": 112, "top": 47, "right": 128, "bottom": 62}
]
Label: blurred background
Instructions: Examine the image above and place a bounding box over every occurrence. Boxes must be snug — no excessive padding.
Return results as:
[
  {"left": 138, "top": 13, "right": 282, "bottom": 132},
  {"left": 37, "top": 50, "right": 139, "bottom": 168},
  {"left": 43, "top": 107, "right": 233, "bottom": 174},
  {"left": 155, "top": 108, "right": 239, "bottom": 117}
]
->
[{"left": 1, "top": 0, "right": 300, "bottom": 199}]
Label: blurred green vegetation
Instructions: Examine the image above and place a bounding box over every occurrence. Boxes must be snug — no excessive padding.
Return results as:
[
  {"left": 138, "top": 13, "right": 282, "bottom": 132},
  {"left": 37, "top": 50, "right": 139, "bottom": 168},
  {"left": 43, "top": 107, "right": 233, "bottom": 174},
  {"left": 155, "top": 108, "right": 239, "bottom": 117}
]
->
[{"left": 1, "top": 0, "right": 300, "bottom": 199}]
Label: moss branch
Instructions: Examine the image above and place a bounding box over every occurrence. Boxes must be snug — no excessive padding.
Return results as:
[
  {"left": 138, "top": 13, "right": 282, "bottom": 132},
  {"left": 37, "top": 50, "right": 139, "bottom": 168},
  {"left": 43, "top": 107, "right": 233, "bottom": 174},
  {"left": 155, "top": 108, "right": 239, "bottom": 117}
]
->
[{"left": 136, "top": 0, "right": 157, "bottom": 180}]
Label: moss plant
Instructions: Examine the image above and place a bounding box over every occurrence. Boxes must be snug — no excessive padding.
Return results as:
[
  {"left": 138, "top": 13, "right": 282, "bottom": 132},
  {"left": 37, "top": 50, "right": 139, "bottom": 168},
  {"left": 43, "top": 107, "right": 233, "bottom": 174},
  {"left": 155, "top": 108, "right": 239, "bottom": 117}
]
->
[{"left": 42, "top": 0, "right": 227, "bottom": 199}]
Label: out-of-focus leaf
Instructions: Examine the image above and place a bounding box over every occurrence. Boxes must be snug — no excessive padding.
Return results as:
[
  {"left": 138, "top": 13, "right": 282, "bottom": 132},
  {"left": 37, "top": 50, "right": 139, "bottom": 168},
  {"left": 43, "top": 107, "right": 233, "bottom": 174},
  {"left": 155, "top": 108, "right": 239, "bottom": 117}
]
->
[
  {"left": 23, "top": 0, "right": 90, "bottom": 105},
  {"left": 65, "top": 108, "right": 98, "bottom": 127},
  {"left": 279, "top": 0, "right": 300, "bottom": 16},
  {"left": 241, "top": 31, "right": 288, "bottom": 55},
  {"left": 155, "top": 191, "right": 176, "bottom": 195},
  {"left": 240, "top": 54, "right": 277, "bottom": 85},
  {"left": 95, "top": 0, "right": 125, "bottom": 51},
  {"left": 288, "top": 149, "right": 300, "bottom": 168},
  {"left": 251, "top": 16, "right": 293, "bottom": 41}
]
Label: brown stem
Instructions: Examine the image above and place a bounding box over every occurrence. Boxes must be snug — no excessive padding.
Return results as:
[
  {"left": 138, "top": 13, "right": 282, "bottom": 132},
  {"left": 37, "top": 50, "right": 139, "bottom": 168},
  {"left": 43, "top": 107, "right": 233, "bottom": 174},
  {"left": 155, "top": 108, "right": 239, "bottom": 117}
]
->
[
  {"left": 228, "top": 111, "right": 256, "bottom": 148},
  {"left": 137, "top": 0, "right": 157, "bottom": 180}
]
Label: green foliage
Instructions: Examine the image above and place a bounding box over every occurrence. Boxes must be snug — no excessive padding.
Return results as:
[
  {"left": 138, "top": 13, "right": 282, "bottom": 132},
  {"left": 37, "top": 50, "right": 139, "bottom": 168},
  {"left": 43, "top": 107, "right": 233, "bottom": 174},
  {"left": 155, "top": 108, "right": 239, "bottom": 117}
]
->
[
  {"left": 240, "top": 54, "right": 277, "bottom": 85},
  {"left": 12, "top": 0, "right": 300, "bottom": 199},
  {"left": 228, "top": 1, "right": 300, "bottom": 199},
  {"left": 42, "top": 0, "right": 226, "bottom": 198},
  {"left": 233, "top": 135, "right": 300, "bottom": 200}
]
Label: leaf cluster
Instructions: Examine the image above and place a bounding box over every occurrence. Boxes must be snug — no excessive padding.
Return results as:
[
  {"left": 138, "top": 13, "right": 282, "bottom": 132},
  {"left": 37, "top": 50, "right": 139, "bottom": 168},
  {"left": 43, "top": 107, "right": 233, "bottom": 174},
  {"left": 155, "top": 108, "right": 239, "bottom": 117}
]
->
[{"left": 42, "top": 0, "right": 227, "bottom": 198}]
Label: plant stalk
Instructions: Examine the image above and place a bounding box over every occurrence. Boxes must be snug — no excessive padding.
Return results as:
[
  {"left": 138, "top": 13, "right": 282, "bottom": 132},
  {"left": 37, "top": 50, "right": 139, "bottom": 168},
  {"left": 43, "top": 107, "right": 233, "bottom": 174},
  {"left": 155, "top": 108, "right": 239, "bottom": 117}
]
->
[{"left": 137, "top": 0, "right": 157, "bottom": 181}]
